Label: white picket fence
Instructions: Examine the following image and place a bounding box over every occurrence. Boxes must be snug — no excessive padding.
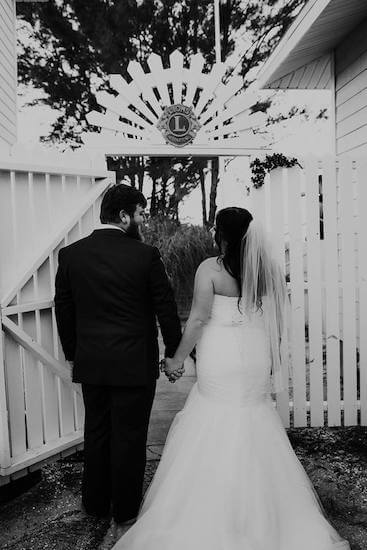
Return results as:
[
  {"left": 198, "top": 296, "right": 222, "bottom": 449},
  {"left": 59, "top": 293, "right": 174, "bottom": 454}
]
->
[
  {"left": 0, "top": 159, "right": 114, "bottom": 484},
  {"left": 249, "top": 156, "right": 367, "bottom": 429},
  {"left": 0, "top": 153, "right": 365, "bottom": 484}
]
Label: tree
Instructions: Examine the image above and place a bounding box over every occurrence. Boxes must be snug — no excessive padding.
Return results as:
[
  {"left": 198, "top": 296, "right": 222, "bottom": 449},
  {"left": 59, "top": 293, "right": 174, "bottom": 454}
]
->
[{"left": 17, "top": 0, "right": 310, "bottom": 221}]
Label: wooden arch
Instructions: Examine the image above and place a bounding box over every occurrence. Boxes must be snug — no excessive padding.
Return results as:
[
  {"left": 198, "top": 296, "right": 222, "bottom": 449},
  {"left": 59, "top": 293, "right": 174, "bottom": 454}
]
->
[{"left": 83, "top": 50, "right": 269, "bottom": 157}]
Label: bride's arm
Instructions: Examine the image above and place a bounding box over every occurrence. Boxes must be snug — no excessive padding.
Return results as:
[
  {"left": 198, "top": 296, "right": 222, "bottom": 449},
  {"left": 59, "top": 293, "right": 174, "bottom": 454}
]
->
[{"left": 170, "top": 259, "right": 215, "bottom": 367}]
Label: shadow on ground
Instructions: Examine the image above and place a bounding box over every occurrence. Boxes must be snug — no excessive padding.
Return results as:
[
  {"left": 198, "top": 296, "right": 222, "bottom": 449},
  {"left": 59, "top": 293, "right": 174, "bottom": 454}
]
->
[{"left": 0, "top": 427, "right": 366, "bottom": 550}]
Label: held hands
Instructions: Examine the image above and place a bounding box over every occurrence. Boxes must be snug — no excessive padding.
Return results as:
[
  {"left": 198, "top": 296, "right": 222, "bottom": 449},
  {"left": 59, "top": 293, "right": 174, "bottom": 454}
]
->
[{"left": 160, "top": 357, "right": 185, "bottom": 383}]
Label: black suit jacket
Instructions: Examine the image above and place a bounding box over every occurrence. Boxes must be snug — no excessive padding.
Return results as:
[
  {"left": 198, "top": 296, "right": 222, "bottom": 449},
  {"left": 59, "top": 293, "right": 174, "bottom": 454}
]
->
[{"left": 54, "top": 229, "right": 182, "bottom": 386}]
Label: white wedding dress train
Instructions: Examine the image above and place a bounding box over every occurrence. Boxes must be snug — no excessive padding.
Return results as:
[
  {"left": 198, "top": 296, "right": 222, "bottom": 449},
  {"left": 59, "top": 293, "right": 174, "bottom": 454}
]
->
[{"left": 113, "top": 295, "right": 350, "bottom": 550}]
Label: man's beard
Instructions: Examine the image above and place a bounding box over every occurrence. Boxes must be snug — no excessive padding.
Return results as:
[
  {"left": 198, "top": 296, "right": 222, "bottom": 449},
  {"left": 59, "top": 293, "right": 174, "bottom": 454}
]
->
[{"left": 125, "top": 220, "right": 143, "bottom": 241}]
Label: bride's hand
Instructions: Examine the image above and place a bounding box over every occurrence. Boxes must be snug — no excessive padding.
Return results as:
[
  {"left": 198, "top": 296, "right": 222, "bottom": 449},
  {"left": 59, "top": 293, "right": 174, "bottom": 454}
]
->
[{"left": 163, "top": 357, "right": 185, "bottom": 382}]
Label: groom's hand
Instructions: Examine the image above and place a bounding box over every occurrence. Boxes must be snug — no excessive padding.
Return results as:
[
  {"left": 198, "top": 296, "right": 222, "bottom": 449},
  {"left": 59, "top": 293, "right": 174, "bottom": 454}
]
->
[{"left": 162, "top": 357, "right": 185, "bottom": 383}]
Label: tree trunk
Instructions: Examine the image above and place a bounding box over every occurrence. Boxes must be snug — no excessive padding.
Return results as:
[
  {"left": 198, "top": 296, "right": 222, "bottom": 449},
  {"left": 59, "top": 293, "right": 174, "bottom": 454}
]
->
[
  {"left": 199, "top": 165, "right": 207, "bottom": 226},
  {"left": 150, "top": 177, "right": 157, "bottom": 216},
  {"left": 137, "top": 157, "right": 145, "bottom": 192},
  {"left": 208, "top": 157, "right": 219, "bottom": 226}
]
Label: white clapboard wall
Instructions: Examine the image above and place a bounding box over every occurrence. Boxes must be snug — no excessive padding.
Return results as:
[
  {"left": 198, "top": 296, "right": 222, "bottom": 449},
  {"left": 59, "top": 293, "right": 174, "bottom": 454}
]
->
[
  {"left": 249, "top": 156, "right": 366, "bottom": 428},
  {"left": 0, "top": 158, "right": 114, "bottom": 484},
  {"left": 335, "top": 18, "right": 367, "bottom": 157},
  {"left": 0, "top": 0, "right": 17, "bottom": 149}
]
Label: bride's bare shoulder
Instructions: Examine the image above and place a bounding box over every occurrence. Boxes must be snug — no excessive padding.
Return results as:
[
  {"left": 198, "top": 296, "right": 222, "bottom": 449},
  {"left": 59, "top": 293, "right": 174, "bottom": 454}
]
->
[{"left": 198, "top": 256, "right": 222, "bottom": 273}]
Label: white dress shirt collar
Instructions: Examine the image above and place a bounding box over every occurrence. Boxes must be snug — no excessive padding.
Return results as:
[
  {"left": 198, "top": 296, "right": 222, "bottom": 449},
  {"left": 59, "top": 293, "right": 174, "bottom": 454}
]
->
[{"left": 95, "top": 223, "right": 125, "bottom": 232}]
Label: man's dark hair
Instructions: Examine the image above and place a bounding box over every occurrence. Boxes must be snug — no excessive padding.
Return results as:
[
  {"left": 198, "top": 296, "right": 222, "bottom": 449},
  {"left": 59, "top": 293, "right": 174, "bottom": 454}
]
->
[{"left": 100, "top": 184, "right": 147, "bottom": 223}]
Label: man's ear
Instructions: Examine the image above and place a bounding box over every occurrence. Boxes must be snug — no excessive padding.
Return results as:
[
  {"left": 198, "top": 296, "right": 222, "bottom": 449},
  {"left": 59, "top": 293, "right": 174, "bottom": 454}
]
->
[{"left": 119, "top": 210, "right": 129, "bottom": 223}]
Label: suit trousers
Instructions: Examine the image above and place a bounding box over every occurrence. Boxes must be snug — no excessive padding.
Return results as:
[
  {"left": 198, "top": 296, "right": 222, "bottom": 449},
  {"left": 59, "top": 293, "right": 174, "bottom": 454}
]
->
[{"left": 81, "top": 381, "right": 156, "bottom": 522}]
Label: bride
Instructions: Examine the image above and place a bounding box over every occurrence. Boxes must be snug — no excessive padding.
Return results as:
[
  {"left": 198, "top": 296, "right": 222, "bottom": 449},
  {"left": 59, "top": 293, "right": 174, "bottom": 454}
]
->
[{"left": 113, "top": 207, "right": 350, "bottom": 550}]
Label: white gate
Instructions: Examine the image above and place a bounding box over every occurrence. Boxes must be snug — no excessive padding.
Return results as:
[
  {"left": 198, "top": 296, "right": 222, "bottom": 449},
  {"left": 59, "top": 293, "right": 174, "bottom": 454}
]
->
[
  {"left": 0, "top": 159, "right": 113, "bottom": 483},
  {"left": 250, "top": 156, "right": 367, "bottom": 428}
]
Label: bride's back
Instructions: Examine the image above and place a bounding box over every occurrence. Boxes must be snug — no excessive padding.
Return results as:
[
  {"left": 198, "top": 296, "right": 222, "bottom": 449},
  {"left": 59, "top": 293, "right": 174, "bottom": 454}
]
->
[
  {"left": 196, "top": 257, "right": 272, "bottom": 404},
  {"left": 205, "top": 256, "right": 240, "bottom": 298}
]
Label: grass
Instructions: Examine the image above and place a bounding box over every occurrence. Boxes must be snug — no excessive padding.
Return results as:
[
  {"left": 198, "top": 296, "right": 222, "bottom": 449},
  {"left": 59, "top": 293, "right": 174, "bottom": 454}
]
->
[{"left": 143, "top": 217, "right": 216, "bottom": 313}]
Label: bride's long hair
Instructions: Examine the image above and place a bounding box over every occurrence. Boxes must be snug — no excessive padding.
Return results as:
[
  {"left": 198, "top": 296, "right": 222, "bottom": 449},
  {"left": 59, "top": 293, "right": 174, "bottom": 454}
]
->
[{"left": 214, "top": 207, "right": 289, "bottom": 392}]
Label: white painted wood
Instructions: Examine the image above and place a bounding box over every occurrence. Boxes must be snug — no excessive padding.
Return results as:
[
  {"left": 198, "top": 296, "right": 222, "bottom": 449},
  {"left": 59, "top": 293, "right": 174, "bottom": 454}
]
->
[
  {"left": 109, "top": 75, "right": 158, "bottom": 125},
  {"left": 39, "top": 309, "right": 60, "bottom": 443},
  {"left": 170, "top": 50, "right": 184, "bottom": 105},
  {"left": 0, "top": 2, "right": 17, "bottom": 151},
  {"left": 147, "top": 53, "right": 171, "bottom": 106},
  {"left": 268, "top": 168, "right": 290, "bottom": 427},
  {"left": 128, "top": 60, "right": 163, "bottom": 117},
  {"left": 304, "top": 158, "right": 324, "bottom": 426},
  {"left": 356, "top": 159, "right": 367, "bottom": 424},
  {"left": 298, "top": 60, "right": 320, "bottom": 89},
  {"left": 335, "top": 17, "right": 367, "bottom": 75},
  {"left": 4, "top": 333, "right": 26, "bottom": 458},
  {"left": 335, "top": 71, "right": 367, "bottom": 107},
  {"left": 87, "top": 111, "right": 149, "bottom": 140},
  {"left": 317, "top": 56, "right": 332, "bottom": 89},
  {"left": 336, "top": 51, "right": 367, "bottom": 92},
  {"left": 204, "top": 112, "right": 265, "bottom": 140},
  {"left": 287, "top": 166, "right": 307, "bottom": 427},
  {"left": 88, "top": 50, "right": 269, "bottom": 154},
  {"left": 338, "top": 158, "right": 358, "bottom": 425},
  {"left": 257, "top": 0, "right": 367, "bottom": 89},
  {"left": 322, "top": 156, "right": 341, "bottom": 425},
  {"left": 336, "top": 106, "right": 367, "bottom": 139},
  {"left": 309, "top": 55, "right": 331, "bottom": 88},
  {"left": 1, "top": 178, "right": 111, "bottom": 308},
  {"left": 2, "top": 317, "right": 81, "bottom": 393},
  {"left": 337, "top": 125, "right": 367, "bottom": 155},
  {"left": 333, "top": 23, "right": 367, "bottom": 157},
  {"left": 288, "top": 65, "right": 307, "bottom": 88},
  {"left": 0, "top": 432, "right": 83, "bottom": 478},
  {"left": 184, "top": 53, "right": 206, "bottom": 106},
  {"left": 21, "top": 276, "right": 44, "bottom": 451},
  {"left": 58, "top": 379, "right": 75, "bottom": 437},
  {"left": 0, "top": 330, "right": 11, "bottom": 467},
  {"left": 329, "top": 51, "right": 336, "bottom": 156},
  {"left": 81, "top": 135, "right": 270, "bottom": 157}
]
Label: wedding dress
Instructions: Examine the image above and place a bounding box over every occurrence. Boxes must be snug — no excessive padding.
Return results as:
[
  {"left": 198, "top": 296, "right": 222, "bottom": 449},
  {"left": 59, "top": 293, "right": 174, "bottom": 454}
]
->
[{"left": 113, "top": 294, "right": 350, "bottom": 550}]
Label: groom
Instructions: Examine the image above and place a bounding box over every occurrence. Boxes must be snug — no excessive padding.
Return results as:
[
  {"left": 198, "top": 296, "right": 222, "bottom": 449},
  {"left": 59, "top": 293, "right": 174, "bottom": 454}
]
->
[{"left": 54, "top": 183, "right": 183, "bottom": 525}]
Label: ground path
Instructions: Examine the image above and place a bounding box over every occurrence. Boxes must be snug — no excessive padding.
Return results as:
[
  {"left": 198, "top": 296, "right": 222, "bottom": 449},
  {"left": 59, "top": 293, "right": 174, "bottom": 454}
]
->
[{"left": 0, "top": 359, "right": 366, "bottom": 549}]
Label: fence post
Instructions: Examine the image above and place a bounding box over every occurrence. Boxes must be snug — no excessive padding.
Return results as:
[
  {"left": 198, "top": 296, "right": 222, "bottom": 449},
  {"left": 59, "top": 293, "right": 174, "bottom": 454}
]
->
[{"left": 0, "top": 314, "right": 11, "bottom": 470}]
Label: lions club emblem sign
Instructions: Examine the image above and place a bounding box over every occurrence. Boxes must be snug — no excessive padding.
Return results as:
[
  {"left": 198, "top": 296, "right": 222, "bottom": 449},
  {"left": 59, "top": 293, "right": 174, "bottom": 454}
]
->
[{"left": 157, "top": 104, "right": 201, "bottom": 147}]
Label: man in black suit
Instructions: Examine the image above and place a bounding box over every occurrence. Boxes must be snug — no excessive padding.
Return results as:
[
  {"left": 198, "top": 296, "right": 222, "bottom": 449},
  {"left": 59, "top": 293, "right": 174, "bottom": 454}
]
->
[{"left": 54, "top": 184, "right": 183, "bottom": 526}]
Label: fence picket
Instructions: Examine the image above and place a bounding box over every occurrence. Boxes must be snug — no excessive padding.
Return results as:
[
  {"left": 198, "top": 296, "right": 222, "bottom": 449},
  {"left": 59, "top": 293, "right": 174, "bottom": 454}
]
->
[
  {"left": 322, "top": 157, "right": 341, "bottom": 425},
  {"left": 4, "top": 332, "right": 26, "bottom": 458},
  {"left": 21, "top": 304, "right": 44, "bottom": 450},
  {"left": 338, "top": 158, "right": 358, "bottom": 425},
  {"left": 287, "top": 166, "right": 307, "bottom": 426},
  {"left": 356, "top": 159, "right": 367, "bottom": 424},
  {"left": 268, "top": 168, "right": 290, "bottom": 427},
  {"left": 304, "top": 158, "right": 324, "bottom": 426}
]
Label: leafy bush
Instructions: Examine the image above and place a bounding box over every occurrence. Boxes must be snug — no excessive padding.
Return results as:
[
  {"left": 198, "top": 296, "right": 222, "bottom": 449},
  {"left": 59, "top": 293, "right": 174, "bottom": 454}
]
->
[{"left": 143, "top": 217, "right": 216, "bottom": 313}]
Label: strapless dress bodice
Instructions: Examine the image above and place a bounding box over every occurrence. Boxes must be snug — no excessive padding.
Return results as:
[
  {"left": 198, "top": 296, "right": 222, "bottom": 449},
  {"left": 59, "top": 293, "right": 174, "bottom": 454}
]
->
[
  {"left": 207, "top": 294, "right": 266, "bottom": 330},
  {"left": 196, "top": 295, "right": 272, "bottom": 405}
]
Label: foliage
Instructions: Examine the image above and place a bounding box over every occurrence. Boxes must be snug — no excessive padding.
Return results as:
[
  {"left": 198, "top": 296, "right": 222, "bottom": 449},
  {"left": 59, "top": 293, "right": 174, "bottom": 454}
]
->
[
  {"left": 16, "top": 0, "right": 248, "bottom": 145},
  {"left": 143, "top": 217, "right": 216, "bottom": 306},
  {"left": 249, "top": 153, "right": 302, "bottom": 188},
  {"left": 16, "top": 0, "right": 308, "bottom": 220}
]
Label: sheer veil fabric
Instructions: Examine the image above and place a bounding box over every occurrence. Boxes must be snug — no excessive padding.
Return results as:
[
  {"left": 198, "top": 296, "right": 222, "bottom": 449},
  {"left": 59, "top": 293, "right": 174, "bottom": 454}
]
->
[{"left": 241, "top": 219, "right": 291, "bottom": 393}]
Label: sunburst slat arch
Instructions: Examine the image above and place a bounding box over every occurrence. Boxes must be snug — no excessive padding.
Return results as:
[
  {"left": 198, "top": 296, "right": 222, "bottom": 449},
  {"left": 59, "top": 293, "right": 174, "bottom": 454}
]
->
[{"left": 84, "top": 49, "right": 270, "bottom": 156}]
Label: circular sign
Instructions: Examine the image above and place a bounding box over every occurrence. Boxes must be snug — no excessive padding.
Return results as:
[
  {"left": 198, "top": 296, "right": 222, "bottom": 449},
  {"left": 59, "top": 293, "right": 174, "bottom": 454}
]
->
[
  {"left": 168, "top": 113, "right": 190, "bottom": 135},
  {"left": 157, "top": 104, "right": 201, "bottom": 147}
]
